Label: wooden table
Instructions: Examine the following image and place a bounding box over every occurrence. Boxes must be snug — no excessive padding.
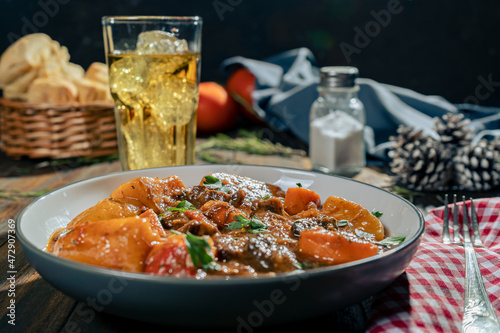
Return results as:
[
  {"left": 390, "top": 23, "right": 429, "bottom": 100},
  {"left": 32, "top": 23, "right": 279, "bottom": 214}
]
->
[{"left": 0, "top": 139, "right": 495, "bottom": 332}]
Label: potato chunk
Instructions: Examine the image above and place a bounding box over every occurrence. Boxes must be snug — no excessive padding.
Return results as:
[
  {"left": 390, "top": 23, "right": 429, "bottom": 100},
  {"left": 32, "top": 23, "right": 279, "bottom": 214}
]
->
[
  {"left": 68, "top": 198, "right": 141, "bottom": 228},
  {"left": 110, "top": 176, "right": 185, "bottom": 213},
  {"left": 139, "top": 209, "right": 167, "bottom": 237},
  {"left": 50, "top": 216, "right": 162, "bottom": 272},
  {"left": 321, "top": 196, "right": 384, "bottom": 241}
]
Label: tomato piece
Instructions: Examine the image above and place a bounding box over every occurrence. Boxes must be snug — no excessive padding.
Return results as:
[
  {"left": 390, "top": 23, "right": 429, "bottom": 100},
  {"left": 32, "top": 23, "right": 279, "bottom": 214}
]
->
[
  {"left": 144, "top": 234, "right": 197, "bottom": 277},
  {"left": 196, "top": 81, "right": 238, "bottom": 134}
]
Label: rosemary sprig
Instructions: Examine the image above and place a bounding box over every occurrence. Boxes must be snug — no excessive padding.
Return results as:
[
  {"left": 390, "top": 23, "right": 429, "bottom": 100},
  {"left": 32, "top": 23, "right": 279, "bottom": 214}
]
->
[
  {"left": 196, "top": 150, "right": 235, "bottom": 164},
  {"left": 0, "top": 189, "right": 51, "bottom": 200},
  {"left": 392, "top": 185, "right": 424, "bottom": 203},
  {"left": 50, "top": 153, "right": 119, "bottom": 167},
  {"left": 196, "top": 130, "right": 294, "bottom": 157}
]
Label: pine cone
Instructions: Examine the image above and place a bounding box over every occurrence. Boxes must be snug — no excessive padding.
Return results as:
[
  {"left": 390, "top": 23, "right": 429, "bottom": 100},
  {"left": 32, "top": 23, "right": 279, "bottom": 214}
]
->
[
  {"left": 454, "top": 139, "right": 500, "bottom": 191},
  {"left": 388, "top": 127, "right": 453, "bottom": 191},
  {"left": 388, "top": 113, "right": 500, "bottom": 192},
  {"left": 434, "top": 113, "right": 473, "bottom": 148}
]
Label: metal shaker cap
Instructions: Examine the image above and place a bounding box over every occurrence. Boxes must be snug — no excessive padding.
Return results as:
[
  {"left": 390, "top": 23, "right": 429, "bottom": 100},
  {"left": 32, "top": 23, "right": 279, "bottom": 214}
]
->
[{"left": 319, "top": 66, "right": 359, "bottom": 88}]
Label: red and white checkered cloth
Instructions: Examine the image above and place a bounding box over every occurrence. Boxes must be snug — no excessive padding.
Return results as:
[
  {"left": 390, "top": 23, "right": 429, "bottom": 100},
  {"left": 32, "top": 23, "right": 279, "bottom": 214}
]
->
[{"left": 367, "top": 197, "right": 500, "bottom": 333}]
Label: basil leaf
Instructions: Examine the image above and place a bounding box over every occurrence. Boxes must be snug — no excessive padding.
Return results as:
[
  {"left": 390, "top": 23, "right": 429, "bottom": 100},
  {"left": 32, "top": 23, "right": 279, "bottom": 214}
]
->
[
  {"left": 184, "top": 231, "right": 220, "bottom": 271},
  {"left": 167, "top": 200, "right": 196, "bottom": 212},
  {"left": 203, "top": 176, "right": 230, "bottom": 193},
  {"left": 355, "top": 229, "right": 375, "bottom": 238},
  {"left": 376, "top": 236, "right": 406, "bottom": 247},
  {"left": 226, "top": 214, "right": 268, "bottom": 233},
  {"left": 371, "top": 211, "right": 383, "bottom": 218}
]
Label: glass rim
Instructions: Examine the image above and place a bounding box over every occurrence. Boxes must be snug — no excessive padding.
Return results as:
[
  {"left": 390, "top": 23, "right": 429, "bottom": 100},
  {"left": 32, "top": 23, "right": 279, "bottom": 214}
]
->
[{"left": 102, "top": 16, "right": 202, "bottom": 24}]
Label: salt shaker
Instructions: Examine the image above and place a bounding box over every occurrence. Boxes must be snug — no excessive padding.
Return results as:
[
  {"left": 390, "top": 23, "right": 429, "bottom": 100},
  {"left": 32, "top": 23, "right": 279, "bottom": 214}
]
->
[{"left": 309, "top": 66, "right": 366, "bottom": 177}]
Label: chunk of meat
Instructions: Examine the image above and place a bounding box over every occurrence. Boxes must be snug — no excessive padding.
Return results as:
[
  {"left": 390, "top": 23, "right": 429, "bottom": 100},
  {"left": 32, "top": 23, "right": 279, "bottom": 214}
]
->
[
  {"left": 252, "top": 197, "right": 286, "bottom": 215},
  {"left": 244, "top": 235, "right": 300, "bottom": 273},
  {"left": 297, "top": 229, "right": 379, "bottom": 265},
  {"left": 202, "top": 172, "right": 283, "bottom": 201},
  {"left": 178, "top": 210, "right": 219, "bottom": 236},
  {"left": 213, "top": 233, "right": 298, "bottom": 273},
  {"left": 321, "top": 196, "right": 385, "bottom": 241},
  {"left": 252, "top": 211, "right": 294, "bottom": 241},
  {"left": 213, "top": 233, "right": 249, "bottom": 262},
  {"left": 110, "top": 176, "right": 185, "bottom": 213},
  {"left": 159, "top": 210, "right": 191, "bottom": 230},
  {"left": 49, "top": 216, "right": 162, "bottom": 272},
  {"left": 290, "top": 213, "right": 337, "bottom": 238},
  {"left": 68, "top": 198, "right": 141, "bottom": 227},
  {"left": 284, "top": 187, "right": 321, "bottom": 215},
  {"left": 184, "top": 186, "right": 245, "bottom": 209},
  {"left": 291, "top": 218, "right": 320, "bottom": 238}
]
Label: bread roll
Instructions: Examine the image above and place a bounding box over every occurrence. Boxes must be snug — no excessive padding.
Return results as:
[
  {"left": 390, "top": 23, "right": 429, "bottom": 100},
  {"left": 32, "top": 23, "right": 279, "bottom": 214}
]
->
[
  {"left": 1, "top": 34, "right": 111, "bottom": 104},
  {"left": 85, "top": 62, "right": 109, "bottom": 85},
  {"left": 26, "top": 77, "right": 78, "bottom": 104},
  {"left": 2, "top": 67, "right": 38, "bottom": 100},
  {"left": 0, "top": 33, "right": 69, "bottom": 98},
  {"left": 63, "top": 62, "right": 85, "bottom": 82},
  {"left": 77, "top": 78, "right": 112, "bottom": 104}
]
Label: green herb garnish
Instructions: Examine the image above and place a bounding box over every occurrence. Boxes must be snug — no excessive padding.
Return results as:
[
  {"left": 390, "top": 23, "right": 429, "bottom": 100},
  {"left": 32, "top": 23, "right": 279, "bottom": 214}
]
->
[
  {"left": 226, "top": 214, "right": 269, "bottom": 233},
  {"left": 183, "top": 231, "right": 220, "bottom": 271},
  {"left": 261, "top": 194, "right": 270, "bottom": 200},
  {"left": 337, "top": 220, "right": 351, "bottom": 227},
  {"left": 355, "top": 229, "right": 375, "bottom": 238},
  {"left": 376, "top": 236, "right": 406, "bottom": 247},
  {"left": 202, "top": 176, "right": 230, "bottom": 193},
  {"left": 167, "top": 200, "right": 196, "bottom": 212},
  {"left": 296, "top": 183, "right": 302, "bottom": 187},
  {"left": 371, "top": 211, "right": 383, "bottom": 218}
]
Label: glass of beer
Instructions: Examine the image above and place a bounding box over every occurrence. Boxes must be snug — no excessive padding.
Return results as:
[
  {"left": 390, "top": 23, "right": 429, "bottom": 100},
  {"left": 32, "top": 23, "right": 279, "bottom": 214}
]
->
[{"left": 102, "top": 16, "right": 202, "bottom": 170}]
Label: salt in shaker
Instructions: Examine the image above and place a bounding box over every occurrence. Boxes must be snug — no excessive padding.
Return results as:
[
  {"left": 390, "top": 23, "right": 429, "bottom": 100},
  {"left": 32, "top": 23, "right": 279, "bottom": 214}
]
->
[{"left": 309, "top": 66, "right": 366, "bottom": 177}]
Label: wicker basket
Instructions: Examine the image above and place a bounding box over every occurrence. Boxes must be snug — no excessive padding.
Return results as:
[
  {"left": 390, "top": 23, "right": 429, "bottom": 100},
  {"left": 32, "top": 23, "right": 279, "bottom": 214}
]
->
[{"left": 0, "top": 98, "right": 118, "bottom": 159}]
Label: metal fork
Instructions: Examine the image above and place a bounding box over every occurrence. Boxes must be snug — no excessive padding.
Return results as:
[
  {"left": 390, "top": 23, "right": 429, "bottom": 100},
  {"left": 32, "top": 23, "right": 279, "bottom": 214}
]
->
[{"left": 442, "top": 194, "right": 500, "bottom": 333}]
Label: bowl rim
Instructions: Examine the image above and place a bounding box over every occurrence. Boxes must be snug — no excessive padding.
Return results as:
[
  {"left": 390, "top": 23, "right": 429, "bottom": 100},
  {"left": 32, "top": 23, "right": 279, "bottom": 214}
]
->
[{"left": 16, "top": 164, "right": 425, "bottom": 285}]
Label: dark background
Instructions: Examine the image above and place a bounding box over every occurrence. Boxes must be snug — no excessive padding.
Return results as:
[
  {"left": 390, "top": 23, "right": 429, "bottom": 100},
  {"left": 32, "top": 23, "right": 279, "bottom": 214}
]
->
[{"left": 1, "top": 0, "right": 499, "bottom": 106}]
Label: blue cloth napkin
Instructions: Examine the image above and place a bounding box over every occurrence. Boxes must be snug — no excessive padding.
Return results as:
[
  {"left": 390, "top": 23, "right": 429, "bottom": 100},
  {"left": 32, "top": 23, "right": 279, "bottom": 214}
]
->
[{"left": 221, "top": 48, "right": 500, "bottom": 161}]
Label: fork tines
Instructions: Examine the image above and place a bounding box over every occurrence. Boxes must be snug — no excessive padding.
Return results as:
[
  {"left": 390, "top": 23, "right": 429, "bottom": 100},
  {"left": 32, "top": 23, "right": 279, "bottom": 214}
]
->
[{"left": 442, "top": 194, "right": 483, "bottom": 247}]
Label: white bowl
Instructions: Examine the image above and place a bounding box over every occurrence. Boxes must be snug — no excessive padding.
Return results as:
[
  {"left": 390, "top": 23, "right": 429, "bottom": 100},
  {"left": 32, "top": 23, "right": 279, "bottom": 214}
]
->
[{"left": 17, "top": 164, "right": 424, "bottom": 328}]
